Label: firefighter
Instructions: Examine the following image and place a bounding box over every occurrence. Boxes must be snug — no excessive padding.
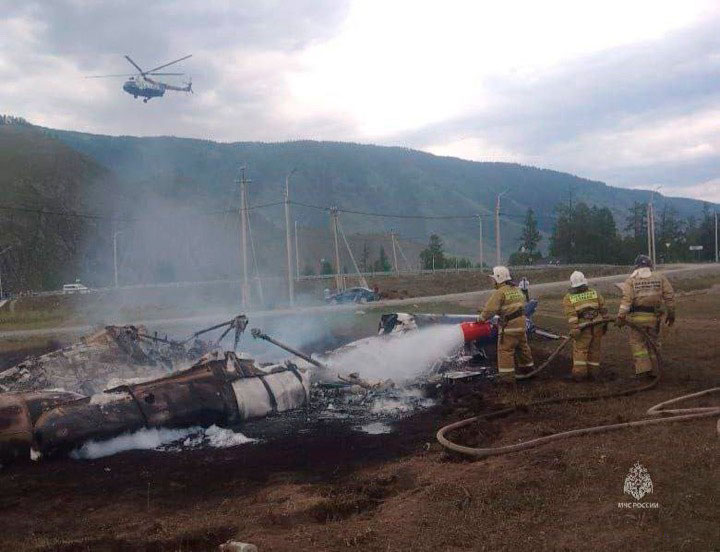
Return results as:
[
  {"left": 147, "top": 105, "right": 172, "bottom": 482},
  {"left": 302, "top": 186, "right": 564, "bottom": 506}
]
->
[
  {"left": 616, "top": 254, "right": 675, "bottom": 377},
  {"left": 478, "top": 266, "right": 534, "bottom": 382},
  {"left": 519, "top": 276, "right": 530, "bottom": 301},
  {"left": 562, "top": 271, "right": 608, "bottom": 381}
]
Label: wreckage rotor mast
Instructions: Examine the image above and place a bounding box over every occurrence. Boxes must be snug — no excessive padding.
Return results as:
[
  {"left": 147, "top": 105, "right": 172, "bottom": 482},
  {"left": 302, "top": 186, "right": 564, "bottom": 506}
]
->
[
  {"left": 251, "top": 328, "right": 328, "bottom": 370},
  {"left": 182, "top": 315, "right": 249, "bottom": 349}
]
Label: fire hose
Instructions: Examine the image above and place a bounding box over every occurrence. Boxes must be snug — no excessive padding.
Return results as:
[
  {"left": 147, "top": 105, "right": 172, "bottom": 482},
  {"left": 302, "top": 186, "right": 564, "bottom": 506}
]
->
[{"left": 436, "top": 318, "right": 720, "bottom": 458}]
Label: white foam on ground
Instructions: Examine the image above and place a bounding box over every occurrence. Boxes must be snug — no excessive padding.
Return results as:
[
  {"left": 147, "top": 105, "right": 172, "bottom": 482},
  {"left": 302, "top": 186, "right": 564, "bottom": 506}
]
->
[
  {"left": 357, "top": 422, "right": 393, "bottom": 434},
  {"left": 70, "top": 425, "right": 255, "bottom": 460},
  {"left": 325, "top": 325, "right": 464, "bottom": 384},
  {"left": 182, "top": 425, "right": 256, "bottom": 449},
  {"left": 370, "top": 391, "right": 436, "bottom": 414}
]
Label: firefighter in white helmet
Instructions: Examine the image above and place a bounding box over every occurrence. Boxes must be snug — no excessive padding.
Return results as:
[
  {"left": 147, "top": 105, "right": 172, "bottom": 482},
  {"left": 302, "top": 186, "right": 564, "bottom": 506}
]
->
[
  {"left": 478, "top": 266, "right": 534, "bottom": 382},
  {"left": 562, "top": 271, "right": 608, "bottom": 381},
  {"left": 616, "top": 254, "right": 675, "bottom": 377}
]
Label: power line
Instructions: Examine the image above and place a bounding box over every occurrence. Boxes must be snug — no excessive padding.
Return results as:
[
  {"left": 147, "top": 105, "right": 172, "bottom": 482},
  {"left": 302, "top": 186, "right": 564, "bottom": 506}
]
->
[
  {"left": 289, "top": 200, "right": 479, "bottom": 220},
  {"left": 0, "top": 200, "right": 284, "bottom": 223}
]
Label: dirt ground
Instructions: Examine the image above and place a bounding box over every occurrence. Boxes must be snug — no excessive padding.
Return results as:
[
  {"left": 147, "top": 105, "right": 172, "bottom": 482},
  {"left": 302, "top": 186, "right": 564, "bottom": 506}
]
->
[{"left": 1, "top": 275, "right": 719, "bottom": 551}]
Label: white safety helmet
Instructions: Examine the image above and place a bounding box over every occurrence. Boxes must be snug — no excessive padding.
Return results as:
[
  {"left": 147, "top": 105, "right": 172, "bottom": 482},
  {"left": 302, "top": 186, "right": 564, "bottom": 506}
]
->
[
  {"left": 490, "top": 265, "right": 512, "bottom": 285},
  {"left": 569, "top": 270, "right": 588, "bottom": 288}
]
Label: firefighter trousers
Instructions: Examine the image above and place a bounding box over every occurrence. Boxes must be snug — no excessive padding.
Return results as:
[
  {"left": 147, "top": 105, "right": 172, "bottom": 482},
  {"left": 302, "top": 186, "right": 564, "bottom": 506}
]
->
[
  {"left": 571, "top": 325, "right": 604, "bottom": 378},
  {"left": 497, "top": 330, "right": 534, "bottom": 379},
  {"left": 628, "top": 313, "right": 659, "bottom": 375}
]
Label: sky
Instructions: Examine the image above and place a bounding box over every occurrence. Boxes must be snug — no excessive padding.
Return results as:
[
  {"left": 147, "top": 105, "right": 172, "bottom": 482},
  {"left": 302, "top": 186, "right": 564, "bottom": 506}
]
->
[{"left": 1, "top": 0, "right": 719, "bottom": 202}]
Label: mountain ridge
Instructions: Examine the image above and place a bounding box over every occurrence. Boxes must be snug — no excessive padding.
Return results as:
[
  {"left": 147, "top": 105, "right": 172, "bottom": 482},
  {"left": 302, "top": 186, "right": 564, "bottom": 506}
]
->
[{"left": 0, "top": 119, "right": 715, "bottom": 291}]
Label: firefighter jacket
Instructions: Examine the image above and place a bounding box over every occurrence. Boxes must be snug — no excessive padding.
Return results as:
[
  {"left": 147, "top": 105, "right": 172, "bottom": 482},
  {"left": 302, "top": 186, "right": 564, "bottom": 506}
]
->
[
  {"left": 479, "top": 283, "right": 526, "bottom": 335},
  {"left": 618, "top": 268, "right": 675, "bottom": 317},
  {"left": 563, "top": 287, "right": 607, "bottom": 331}
]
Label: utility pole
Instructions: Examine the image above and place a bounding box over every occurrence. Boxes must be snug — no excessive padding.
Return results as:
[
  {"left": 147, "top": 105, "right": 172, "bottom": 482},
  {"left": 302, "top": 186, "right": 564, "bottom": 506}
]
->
[
  {"left": 646, "top": 203, "right": 653, "bottom": 262},
  {"left": 284, "top": 169, "right": 296, "bottom": 306},
  {"left": 648, "top": 187, "right": 660, "bottom": 265},
  {"left": 390, "top": 231, "right": 399, "bottom": 275},
  {"left": 477, "top": 214, "right": 484, "bottom": 272},
  {"left": 651, "top": 203, "right": 657, "bottom": 265},
  {"left": 113, "top": 231, "right": 123, "bottom": 288},
  {"left": 294, "top": 220, "right": 300, "bottom": 278},
  {"left": 330, "top": 207, "right": 343, "bottom": 291},
  {"left": 238, "top": 167, "right": 251, "bottom": 309},
  {"left": 495, "top": 189, "right": 508, "bottom": 266},
  {"left": 715, "top": 211, "right": 718, "bottom": 263}
]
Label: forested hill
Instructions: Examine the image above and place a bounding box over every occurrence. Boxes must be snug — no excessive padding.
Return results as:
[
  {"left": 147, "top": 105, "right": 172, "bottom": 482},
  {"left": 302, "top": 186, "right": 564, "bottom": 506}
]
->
[
  {"left": 0, "top": 122, "right": 118, "bottom": 290},
  {"left": 49, "top": 127, "right": 713, "bottom": 255},
  {"left": 0, "top": 119, "right": 716, "bottom": 291}
]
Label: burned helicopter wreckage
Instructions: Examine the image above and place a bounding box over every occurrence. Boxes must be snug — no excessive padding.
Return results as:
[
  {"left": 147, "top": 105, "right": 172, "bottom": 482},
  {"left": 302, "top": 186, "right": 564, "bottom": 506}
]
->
[
  {"left": 0, "top": 315, "right": 311, "bottom": 463},
  {"left": 0, "top": 315, "right": 253, "bottom": 396},
  {"left": 0, "top": 303, "right": 560, "bottom": 463}
]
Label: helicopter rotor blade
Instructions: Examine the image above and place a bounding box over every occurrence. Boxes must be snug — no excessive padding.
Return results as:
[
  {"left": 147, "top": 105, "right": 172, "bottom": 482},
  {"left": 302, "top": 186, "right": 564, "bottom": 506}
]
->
[
  {"left": 84, "top": 74, "right": 137, "bottom": 79},
  {"left": 124, "top": 55, "right": 145, "bottom": 74},
  {"left": 146, "top": 72, "right": 185, "bottom": 76},
  {"left": 145, "top": 54, "right": 192, "bottom": 74}
]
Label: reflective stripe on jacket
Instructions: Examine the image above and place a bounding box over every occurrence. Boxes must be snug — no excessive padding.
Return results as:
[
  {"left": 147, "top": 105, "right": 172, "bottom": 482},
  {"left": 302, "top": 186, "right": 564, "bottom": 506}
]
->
[
  {"left": 479, "top": 283, "right": 526, "bottom": 334},
  {"left": 618, "top": 270, "right": 675, "bottom": 316},
  {"left": 562, "top": 288, "right": 607, "bottom": 330}
]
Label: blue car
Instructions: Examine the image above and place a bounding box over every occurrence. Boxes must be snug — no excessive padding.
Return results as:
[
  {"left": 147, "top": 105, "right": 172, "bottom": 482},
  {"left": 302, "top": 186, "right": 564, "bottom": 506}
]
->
[{"left": 325, "top": 287, "right": 380, "bottom": 304}]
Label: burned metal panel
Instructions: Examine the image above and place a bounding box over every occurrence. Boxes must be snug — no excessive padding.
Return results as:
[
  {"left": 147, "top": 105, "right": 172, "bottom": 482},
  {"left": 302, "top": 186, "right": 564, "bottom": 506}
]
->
[
  {"left": 0, "top": 394, "right": 33, "bottom": 464},
  {"left": 4, "top": 325, "right": 211, "bottom": 395},
  {"left": 21, "top": 391, "right": 84, "bottom": 424},
  {"left": 34, "top": 395, "right": 146, "bottom": 456}
]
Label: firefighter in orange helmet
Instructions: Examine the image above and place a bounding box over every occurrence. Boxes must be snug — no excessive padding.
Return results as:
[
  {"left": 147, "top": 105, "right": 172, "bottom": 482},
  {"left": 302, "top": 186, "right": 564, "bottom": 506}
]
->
[
  {"left": 478, "top": 266, "right": 534, "bottom": 383},
  {"left": 562, "top": 271, "right": 608, "bottom": 381},
  {"left": 616, "top": 254, "right": 675, "bottom": 377}
]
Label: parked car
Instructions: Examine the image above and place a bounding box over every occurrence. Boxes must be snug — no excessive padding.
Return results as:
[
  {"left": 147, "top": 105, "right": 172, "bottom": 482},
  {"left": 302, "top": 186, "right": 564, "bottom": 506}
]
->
[
  {"left": 325, "top": 287, "right": 379, "bottom": 304},
  {"left": 62, "top": 282, "right": 90, "bottom": 294}
]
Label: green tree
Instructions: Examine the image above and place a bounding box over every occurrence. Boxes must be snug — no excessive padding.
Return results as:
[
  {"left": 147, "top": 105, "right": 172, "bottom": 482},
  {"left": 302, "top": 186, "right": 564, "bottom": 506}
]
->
[
  {"left": 656, "top": 204, "right": 685, "bottom": 263},
  {"left": 625, "top": 201, "right": 648, "bottom": 240},
  {"left": 550, "top": 201, "right": 621, "bottom": 263},
  {"left": 359, "top": 242, "right": 370, "bottom": 272},
  {"left": 519, "top": 208, "right": 541, "bottom": 253},
  {"left": 549, "top": 203, "right": 573, "bottom": 261},
  {"left": 419, "top": 234, "right": 445, "bottom": 269},
  {"left": 373, "top": 246, "right": 391, "bottom": 272},
  {"left": 320, "top": 259, "right": 333, "bottom": 275}
]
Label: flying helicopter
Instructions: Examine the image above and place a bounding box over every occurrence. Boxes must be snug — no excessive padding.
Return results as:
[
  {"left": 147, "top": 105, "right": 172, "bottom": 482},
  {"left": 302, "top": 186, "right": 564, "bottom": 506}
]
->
[{"left": 87, "top": 54, "right": 193, "bottom": 103}]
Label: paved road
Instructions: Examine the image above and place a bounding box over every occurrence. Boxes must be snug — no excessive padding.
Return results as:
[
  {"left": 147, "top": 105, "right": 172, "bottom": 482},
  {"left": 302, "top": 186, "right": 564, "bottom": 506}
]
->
[{"left": 2, "top": 264, "right": 719, "bottom": 341}]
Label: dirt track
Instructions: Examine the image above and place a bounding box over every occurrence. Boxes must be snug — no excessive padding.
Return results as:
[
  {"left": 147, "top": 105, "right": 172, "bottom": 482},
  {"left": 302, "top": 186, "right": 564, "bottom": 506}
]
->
[{"left": 1, "top": 267, "right": 719, "bottom": 551}]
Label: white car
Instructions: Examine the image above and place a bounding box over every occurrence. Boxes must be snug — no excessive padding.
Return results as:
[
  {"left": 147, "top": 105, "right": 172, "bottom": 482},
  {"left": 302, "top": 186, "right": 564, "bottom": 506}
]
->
[{"left": 62, "top": 283, "right": 90, "bottom": 294}]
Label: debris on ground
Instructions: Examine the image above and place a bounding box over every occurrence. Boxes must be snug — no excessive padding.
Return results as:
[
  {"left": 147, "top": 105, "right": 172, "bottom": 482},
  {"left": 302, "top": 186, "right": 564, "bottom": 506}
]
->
[
  {"left": 30, "top": 351, "right": 309, "bottom": 457},
  {"left": 0, "top": 304, "right": 562, "bottom": 464},
  {"left": 1, "top": 325, "right": 212, "bottom": 395},
  {"left": 219, "top": 542, "right": 258, "bottom": 552}
]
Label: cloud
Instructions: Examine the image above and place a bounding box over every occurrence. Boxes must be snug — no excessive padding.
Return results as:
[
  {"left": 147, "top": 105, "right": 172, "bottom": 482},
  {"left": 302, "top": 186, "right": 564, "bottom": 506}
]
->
[
  {"left": 645, "top": 178, "right": 720, "bottom": 203},
  {"left": 0, "top": 0, "right": 718, "bottom": 200},
  {"left": 397, "top": 11, "right": 720, "bottom": 195},
  {"left": 0, "top": 0, "right": 352, "bottom": 140}
]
